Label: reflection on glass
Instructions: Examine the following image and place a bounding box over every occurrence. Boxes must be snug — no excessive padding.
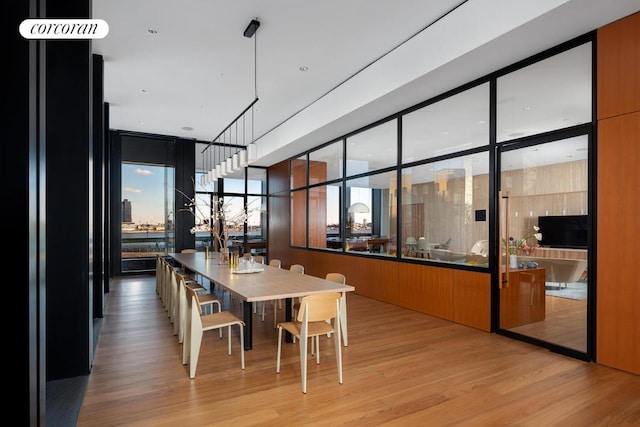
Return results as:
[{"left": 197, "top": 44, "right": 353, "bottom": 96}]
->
[
  {"left": 400, "top": 152, "right": 489, "bottom": 267},
  {"left": 499, "top": 136, "right": 589, "bottom": 353},
  {"left": 403, "top": 83, "right": 490, "bottom": 162},
  {"left": 345, "top": 172, "right": 396, "bottom": 257},
  {"left": 346, "top": 120, "right": 397, "bottom": 176},
  {"left": 309, "top": 184, "right": 342, "bottom": 251},
  {"left": 497, "top": 43, "right": 592, "bottom": 143},
  {"left": 310, "top": 141, "right": 343, "bottom": 183},
  {"left": 290, "top": 189, "right": 307, "bottom": 247}
]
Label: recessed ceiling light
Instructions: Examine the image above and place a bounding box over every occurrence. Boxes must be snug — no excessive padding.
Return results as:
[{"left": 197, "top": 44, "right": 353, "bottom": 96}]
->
[
  {"left": 181, "top": 126, "right": 194, "bottom": 131},
  {"left": 299, "top": 66, "right": 309, "bottom": 71},
  {"left": 522, "top": 106, "right": 532, "bottom": 111}
]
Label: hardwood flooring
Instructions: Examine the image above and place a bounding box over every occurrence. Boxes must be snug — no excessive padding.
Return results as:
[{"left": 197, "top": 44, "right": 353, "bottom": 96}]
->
[{"left": 77, "top": 275, "right": 640, "bottom": 426}]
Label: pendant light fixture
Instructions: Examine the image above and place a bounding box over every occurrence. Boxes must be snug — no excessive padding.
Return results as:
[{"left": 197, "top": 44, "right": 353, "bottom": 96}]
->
[
  {"left": 247, "top": 18, "right": 259, "bottom": 164},
  {"left": 201, "top": 18, "right": 261, "bottom": 170},
  {"left": 239, "top": 114, "right": 249, "bottom": 167}
]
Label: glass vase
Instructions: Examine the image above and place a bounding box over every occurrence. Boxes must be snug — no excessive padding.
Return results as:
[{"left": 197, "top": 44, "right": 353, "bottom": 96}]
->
[{"left": 218, "top": 248, "right": 230, "bottom": 265}]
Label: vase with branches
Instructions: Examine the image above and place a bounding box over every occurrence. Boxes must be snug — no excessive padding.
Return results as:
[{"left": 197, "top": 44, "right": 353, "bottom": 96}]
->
[{"left": 176, "top": 181, "right": 248, "bottom": 263}]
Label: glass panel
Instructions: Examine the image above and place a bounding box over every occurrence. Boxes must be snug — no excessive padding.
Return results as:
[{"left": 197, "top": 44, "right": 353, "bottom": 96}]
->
[
  {"left": 121, "top": 163, "right": 175, "bottom": 269},
  {"left": 497, "top": 43, "right": 592, "bottom": 142},
  {"left": 346, "top": 120, "right": 397, "bottom": 176},
  {"left": 290, "top": 155, "right": 307, "bottom": 189},
  {"left": 309, "top": 183, "right": 342, "bottom": 251},
  {"left": 290, "top": 189, "right": 307, "bottom": 247},
  {"left": 309, "top": 141, "right": 343, "bottom": 183},
  {"left": 345, "top": 171, "right": 396, "bottom": 257},
  {"left": 403, "top": 83, "right": 490, "bottom": 162},
  {"left": 247, "top": 167, "right": 266, "bottom": 194},
  {"left": 193, "top": 192, "right": 213, "bottom": 251},
  {"left": 400, "top": 153, "right": 489, "bottom": 267},
  {"left": 219, "top": 195, "right": 246, "bottom": 252},
  {"left": 223, "top": 175, "right": 245, "bottom": 194},
  {"left": 195, "top": 171, "right": 217, "bottom": 192},
  {"left": 499, "top": 136, "right": 589, "bottom": 353}
]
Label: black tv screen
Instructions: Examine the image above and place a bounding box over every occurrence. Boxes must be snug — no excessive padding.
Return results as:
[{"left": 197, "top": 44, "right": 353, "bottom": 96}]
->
[{"left": 537, "top": 215, "right": 588, "bottom": 249}]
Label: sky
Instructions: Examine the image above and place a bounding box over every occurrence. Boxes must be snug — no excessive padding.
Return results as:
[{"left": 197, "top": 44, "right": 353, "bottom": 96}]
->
[{"left": 122, "top": 163, "right": 170, "bottom": 225}]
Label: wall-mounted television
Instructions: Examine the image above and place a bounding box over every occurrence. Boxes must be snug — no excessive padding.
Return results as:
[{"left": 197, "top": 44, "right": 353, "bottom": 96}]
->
[{"left": 537, "top": 215, "right": 588, "bottom": 249}]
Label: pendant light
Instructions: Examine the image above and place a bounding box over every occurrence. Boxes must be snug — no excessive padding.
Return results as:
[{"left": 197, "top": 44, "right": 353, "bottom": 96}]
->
[
  {"left": 201, "top": 18, "right": 260, "bottom": 170},
  {"left": 247, "top": 20, "right": 259, "bottom": 164}
]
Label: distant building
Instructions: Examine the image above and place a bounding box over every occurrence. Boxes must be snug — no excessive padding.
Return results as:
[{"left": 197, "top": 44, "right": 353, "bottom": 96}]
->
[{"left": 122, "top": 199, "right": 132, "bottom": 223}]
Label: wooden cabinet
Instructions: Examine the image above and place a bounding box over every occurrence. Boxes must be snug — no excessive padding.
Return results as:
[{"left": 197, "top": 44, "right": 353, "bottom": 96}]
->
[{"left": 500, "top": 269, "right": 546, "bottom": 329}]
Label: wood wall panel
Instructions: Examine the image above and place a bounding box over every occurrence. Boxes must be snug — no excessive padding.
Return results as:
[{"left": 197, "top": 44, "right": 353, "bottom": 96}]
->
[
  {"left": 398, "top": 264, "right": 454, "bottom": 321},
  {"left": 453, "top": 270, "right": 491, "bottom": 331},
  {"left": 596, "top": 11, "right": 640, "bottom": 375},
  {"left": 597, "top": 12, "right": 640, "bottom": 120},
  {"left": 596, "top": 112, "right": 640, "bottom": 375}
]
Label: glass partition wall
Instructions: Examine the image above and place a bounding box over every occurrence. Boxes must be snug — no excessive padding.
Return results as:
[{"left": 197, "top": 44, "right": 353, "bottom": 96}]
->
[
  {"left": 289, "top": 36, "right": 594, "bottom": 358},
  {"left": 195, "top": 153, "right": 268, "bottom": 258}
]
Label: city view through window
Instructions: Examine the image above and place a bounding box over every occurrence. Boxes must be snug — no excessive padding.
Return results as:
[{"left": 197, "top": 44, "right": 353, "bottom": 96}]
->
[{"left": 121, "top": 163, "right": 175, "bottom": 258}]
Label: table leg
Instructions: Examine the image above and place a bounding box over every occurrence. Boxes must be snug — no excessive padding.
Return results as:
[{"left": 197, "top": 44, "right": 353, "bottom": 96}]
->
[
  {"left": 285, "top": 297, "right": 293, "bottom": 343},
  {"left": 243, "top": 300, "right": 253, "bottom": 350}
]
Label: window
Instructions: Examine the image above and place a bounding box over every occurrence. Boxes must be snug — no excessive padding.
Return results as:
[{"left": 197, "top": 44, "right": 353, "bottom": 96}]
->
[
  {"left": 497, "top": 43, "right": 592, "bottom": 142},
  {"left": 402, "top": 83, "right": 490, "bottom": 162},
  {"left": 345, "top": 172, "right": 396, "bottom": 257},
  {"left": 346, "top": 120, "right": 397, "bottom": 176},
  {"left": 121, "top": 163, "right": 175, "bottom": 270},
  {"left": 400, "top": 153, "right": 489, "bottom": 267}
]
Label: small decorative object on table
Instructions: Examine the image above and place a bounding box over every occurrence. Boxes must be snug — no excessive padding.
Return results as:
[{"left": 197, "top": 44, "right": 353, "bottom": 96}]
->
[{"left": 504, "top": 225, "right": 543, "bottom": 269}]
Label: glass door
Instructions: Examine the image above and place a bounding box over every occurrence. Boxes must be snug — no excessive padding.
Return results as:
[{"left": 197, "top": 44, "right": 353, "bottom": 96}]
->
[{"left": 498, "top": 136, "right": 590, "bottom": 355}]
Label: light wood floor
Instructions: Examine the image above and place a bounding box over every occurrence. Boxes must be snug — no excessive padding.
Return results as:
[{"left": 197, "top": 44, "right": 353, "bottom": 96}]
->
[{"left": 77, "top": 275, "right": 640, "bottom": 426}]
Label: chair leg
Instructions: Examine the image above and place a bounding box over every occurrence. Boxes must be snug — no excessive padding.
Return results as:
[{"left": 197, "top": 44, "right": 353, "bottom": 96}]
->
[
  {"left": 300, "top": 332, "right": 308, "bottom": 394},
  {"left": 239, "top": 323, "right": 245, "bottom": 370},
  {"left": 276, "top": 327, "right": 283, "bottom": 373},
  {"left": 189, "top": 329, "right": 203, "bottom": 379},
  {"left": 335, "top": 318, "right": 343, "bottom": 385}
]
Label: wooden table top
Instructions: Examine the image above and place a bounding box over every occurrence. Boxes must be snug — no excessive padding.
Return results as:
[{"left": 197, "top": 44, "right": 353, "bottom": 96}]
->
[{"left": 169, "top": 252, "right": 355, "bottom": 303}]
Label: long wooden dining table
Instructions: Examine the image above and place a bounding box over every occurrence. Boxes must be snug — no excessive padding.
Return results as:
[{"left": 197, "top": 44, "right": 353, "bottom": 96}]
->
[{"left": 168, "top": 252, "right": 355, "bottom": 350}]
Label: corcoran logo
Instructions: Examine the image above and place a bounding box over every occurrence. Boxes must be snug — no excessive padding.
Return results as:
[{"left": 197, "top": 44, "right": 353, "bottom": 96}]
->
[{"left": 19, "top": 19, "right": 109, "bottom": 39}]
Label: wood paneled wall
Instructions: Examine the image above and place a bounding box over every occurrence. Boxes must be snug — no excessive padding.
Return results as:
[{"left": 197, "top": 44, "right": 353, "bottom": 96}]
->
[{"left": 596, "top": 12, "right": 640, "bottom": 375}]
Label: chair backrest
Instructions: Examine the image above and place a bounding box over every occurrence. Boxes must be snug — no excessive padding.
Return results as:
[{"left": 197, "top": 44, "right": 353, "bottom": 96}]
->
[
  {"left": 181, "top": 248, "right": 197, "bottom": 253},
  {"left": 290, "top": 264, "right": 304, "bottom": 274},
  {"left": 253, "top": 255, "right": 264, "bottom": 264},
  {"left": 325, "top": 273, "right": 346, "bottom": 285},
  {"left": 417, "top": 237, "right": 429, "bottom": 251},
  {"left": 296, "top": 292, "right": 341, "bottom": 322},
  {"left": 269, "top": 259, "right": 281, "bottom": 268},
  {"left": 185, "top": 285, "right": 203, "bottom": 316},
  {"left": 470, "top": 239, "right": 488, "bottom": 255}
]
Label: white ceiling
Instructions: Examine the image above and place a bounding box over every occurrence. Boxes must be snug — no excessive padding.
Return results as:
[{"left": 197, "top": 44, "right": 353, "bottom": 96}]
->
[{"left": 92, "top": 0, "right": 639, "bottom": 172}]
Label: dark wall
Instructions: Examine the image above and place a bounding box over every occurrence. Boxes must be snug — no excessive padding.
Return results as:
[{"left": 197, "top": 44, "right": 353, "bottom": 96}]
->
[{"left": 45, "top": 1, "right": 93, "bottom": 380}]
